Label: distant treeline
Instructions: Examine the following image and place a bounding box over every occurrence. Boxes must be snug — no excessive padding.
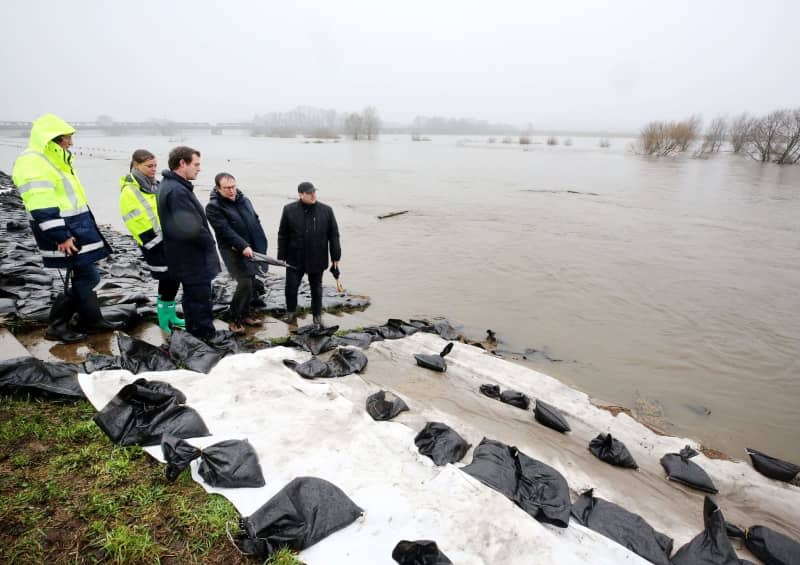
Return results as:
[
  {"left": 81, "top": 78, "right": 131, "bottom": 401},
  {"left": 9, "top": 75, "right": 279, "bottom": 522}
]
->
[
  {"left": 410, "top": 116, "right": 518, "bottom": 135},
  {"left": 636, "top": 108, "right": 800, "bottom": 165},
  {"left": 249, "top": 107, "right": 518, "bottom": 138},
  {"left": 250, "top": 106, "right": 380, "bottom": 140}
]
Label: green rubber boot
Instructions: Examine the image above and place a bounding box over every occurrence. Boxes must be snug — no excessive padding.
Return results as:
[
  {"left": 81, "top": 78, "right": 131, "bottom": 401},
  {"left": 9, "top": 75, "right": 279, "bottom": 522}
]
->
[
  {"left": 156, "top": 297, "right": 172, "bottom": 334},
  {"left": 165, "top": 299, "right": 186, "bottom": 330},
  {"left": 157, "top": 296, "right": 185, "bottom": 333}
]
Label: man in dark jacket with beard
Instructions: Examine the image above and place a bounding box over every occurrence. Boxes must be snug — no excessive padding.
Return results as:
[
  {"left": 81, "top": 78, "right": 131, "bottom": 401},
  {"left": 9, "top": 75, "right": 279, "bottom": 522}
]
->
[
  {"left": 205, "top": 172, "right": 267, "bottom": 334},
  {"left": 278, "top": 181, "right": 341, "bottom": 327},
  {"left": 156, "top": 146, "right": 221, "bottom": 340}
]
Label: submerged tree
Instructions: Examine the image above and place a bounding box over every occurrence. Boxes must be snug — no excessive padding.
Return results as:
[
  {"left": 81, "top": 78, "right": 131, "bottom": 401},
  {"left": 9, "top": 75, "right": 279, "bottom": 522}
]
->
[
  {"left": 694, "top": 116, "right": 727, "bottom": 157},
  {"left": 362, "top": 106, "right": 381, "bottom": 140},
  {"left": 729, "top": 113, "right": 752, "bottom": 154},
  {"left": 747, "top": 110, "right": 785, "bottom": 163},
  {"left": 344, "top": 112, "right": 363, "bottom": 140},
  {"left": 636, "top": 116, "right": 701, "bottom": 156}
]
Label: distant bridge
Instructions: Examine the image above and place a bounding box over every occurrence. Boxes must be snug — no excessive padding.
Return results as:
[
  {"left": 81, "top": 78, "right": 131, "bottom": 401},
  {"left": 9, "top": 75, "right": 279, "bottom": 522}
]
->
[{"left": 0, "top": 121, "right": 252, "bottom": 133}]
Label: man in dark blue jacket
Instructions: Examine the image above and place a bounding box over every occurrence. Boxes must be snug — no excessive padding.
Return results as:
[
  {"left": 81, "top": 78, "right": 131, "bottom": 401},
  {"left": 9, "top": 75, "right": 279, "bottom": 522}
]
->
[
  {"left": 277, "top": 181, "right": 341, "bottom": 327},
  {"left": 205, "top": 172, "right": 267, "bottom": 334},
  {"left": 156, "top": 146, "right": 221, "bottom": 340}
]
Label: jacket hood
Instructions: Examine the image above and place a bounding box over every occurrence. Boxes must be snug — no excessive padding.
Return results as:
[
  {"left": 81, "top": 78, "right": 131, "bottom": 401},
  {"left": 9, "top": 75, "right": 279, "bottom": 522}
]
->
[{"left": 28, "top": 114, "right": 75, "bottom": 152}]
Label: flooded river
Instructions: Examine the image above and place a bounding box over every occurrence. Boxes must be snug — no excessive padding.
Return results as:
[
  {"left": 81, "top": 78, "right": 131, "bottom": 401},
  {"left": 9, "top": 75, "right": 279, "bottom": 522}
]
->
[{"left": 1, "top": 132, "right": 798, "bottom": 461}]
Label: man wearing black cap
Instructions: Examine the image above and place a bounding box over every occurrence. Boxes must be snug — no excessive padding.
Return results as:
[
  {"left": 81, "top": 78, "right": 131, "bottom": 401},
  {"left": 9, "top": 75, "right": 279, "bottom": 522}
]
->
[{"left": 277, "top": 181, "right": 341, "bottom": 327}]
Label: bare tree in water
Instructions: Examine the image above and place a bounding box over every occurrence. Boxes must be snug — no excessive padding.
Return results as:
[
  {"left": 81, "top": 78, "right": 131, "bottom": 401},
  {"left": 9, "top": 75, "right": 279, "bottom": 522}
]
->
[
  {"left": 729, "top": 113, "right": 752, "bottom": 154},
  {"left": 345, "top": 112, "right": 363, "bottom": 140},
  {"left": 771, "top": 108, "right": 800, "bottom": 164},
  {"left": 694, "top": 116, "right": 727, "bottom": 157},
  {"left": 637, "top": 116, "right": 701, "bottom": 156},
  {"left": 673, "top": 115, "right": 702, "bottom": 152},
  {"left": 747, "top": 110, "right": 784, "bottom": 162},
  {"left": 362, "top": 106, "right": 381, "bottom": 140}
]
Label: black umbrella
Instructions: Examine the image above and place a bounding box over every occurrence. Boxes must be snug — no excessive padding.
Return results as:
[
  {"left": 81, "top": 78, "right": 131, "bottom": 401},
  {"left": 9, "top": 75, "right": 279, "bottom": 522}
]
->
[{"left": 249, "top": 252, "right": 295, "bottom": 269}]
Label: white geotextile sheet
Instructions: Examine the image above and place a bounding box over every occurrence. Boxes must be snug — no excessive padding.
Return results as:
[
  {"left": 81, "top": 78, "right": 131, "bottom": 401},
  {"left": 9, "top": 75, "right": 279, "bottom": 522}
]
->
[{"left": 78, "top": 333, "right": 800, "bottom": 564}]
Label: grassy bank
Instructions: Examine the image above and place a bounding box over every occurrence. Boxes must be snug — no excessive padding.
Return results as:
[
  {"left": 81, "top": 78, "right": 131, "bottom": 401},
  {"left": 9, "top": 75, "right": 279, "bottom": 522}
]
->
[{"left": 0, "top": 396, "right": 301, "bottom": 564}]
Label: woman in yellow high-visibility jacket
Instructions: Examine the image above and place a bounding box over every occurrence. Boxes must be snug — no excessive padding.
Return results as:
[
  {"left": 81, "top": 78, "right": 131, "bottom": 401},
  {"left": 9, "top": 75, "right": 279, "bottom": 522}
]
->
[{"left": 119, "top": 149, "right": 185, "bottom": 333}]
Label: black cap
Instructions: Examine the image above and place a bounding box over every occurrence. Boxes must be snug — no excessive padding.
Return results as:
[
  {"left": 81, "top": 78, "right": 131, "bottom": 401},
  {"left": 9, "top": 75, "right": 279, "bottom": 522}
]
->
[{"left": 297, "top": 181, "right": 317, "bottom": 193}]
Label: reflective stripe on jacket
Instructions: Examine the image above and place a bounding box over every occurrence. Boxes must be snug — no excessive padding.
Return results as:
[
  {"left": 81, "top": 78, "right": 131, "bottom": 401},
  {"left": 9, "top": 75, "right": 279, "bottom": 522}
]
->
[
  {"left": 118, "top": 173, "right": 170, "bottom": 277},
  {"left": 119, "top": 174, "right": 162, "bottom": 248},
  {"left": 11, "top": 113, "right": 110, "bottom": 268}
]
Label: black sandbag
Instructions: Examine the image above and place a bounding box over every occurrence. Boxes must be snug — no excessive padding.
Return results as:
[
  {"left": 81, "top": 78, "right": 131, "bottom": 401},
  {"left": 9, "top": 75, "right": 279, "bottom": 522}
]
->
[
  {"left": 93, "top": 378, "right": 210, "bottom": 446},
  {"left": 387, "top": 318, "right": 420, "bottom": 336},
  {"left": 365, "top": 323, "right": 406, "bottom": 340},
  {"left": 414, "top": 342, "right": 454, "bottom": 372},
  {"left": 198, "top": 439, "right": 265, "bottom": 488},
  {"left": 432, "top": 319, "right": 461, "bottom": 340},
  {"left": 161, "top": 433, "right": 202, "bottom": 481},
  {"left": 0, "top": 297, "right": 17, "bottom": 314},
  {"left": 479, "top": 384, "right": 501, "bottom": 399},
  {"left": 499, "top": 389, "right": 530, "bottom": 410},
  {"left": 327, "top": 347, "right": 368, "bottom": 376},
  {"left": 746, "top": 448, "right": 800, "bottom": 482},
  {"left": 291, "top": 334, "right": 335, "bottom": 355},
  {"left": 0, "top": 356, "right": 85, "bottom": 398},
  {"left": 289, "top": 324, "right": 339, "bottom": 355},
  {"left": 294, "top": 322, "right": 339, "bottom": 337},
  {"left": 414, "top": 422, "right": 469, "bottom": 466},
  {"left": 168, "top": 330, "right": 223, "bottom": 373},
  {"left": 205, "top": 329, "right": 242, "bottom": 356},
  {"left": 366, "top": 390, "right": 409, "bottom": 421},
  {"left": 117, "top": 333, "right": 177, "bottom": 373},
  {"left": 235, "top": 476, "right": 363, "bottom": 558},
  {"left": 283, "top": 357, "right": 331, "bottom": 379},
  {"left": 83, "top": 354, "right": 125, "bottom": 373},
  {"left": 660, "top": 446, "right": 718, "bottom": 494},
  {"left": 331, "top": 332, "right": 375, "bottom": 349},
  {"left": 283, "top": 348, "right": 366, "bottom": 379},
  {"left": 672, "top": 496, "right": 752, "bottom": 565},
  {"left": 589, "top": 433, "right": 638, "bottom": 469},
  {"left": 571, "top": 489, "right": 673, "bottom": 565},
  {"left": 98, "top": 302, "right": 139, "bottom": 326},
  {"left": 392, "top": 539, "right": 453, "bottom": 564},
  {"left": 462, "top": 437, "right": 571, "bottom": 527},
  {"left": 726, "top": 522, "right": 800, "bottom": 565},
  {"left": 534, "top": 399, "right": 571, "bottom": 433}
]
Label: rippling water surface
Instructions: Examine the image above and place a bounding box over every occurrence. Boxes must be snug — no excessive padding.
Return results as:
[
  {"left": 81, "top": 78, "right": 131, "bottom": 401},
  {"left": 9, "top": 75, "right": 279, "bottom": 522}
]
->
[{"left": 2, "top": 133, "right": 798, "bottom": 460}]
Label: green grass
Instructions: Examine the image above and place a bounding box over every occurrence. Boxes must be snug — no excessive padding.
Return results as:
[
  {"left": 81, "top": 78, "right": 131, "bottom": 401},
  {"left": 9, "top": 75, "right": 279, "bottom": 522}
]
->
[
  {"left": 0, "top": 395, "right": 303, "bottom": 564},
  {"left": 99, "top": 525, "right": 163, "bottom": 564}
]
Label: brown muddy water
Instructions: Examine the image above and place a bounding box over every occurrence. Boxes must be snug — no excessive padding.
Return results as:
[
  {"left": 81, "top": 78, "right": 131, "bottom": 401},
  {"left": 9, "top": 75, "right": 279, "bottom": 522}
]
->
[{"left": 1, "top": 133, "right": 798, "bottom": 462}]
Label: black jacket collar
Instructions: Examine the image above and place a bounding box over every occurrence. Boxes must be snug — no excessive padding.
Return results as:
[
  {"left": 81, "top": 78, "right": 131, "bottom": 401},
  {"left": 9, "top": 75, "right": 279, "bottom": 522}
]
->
[{"left": 162, "top": 169, "right": 194, "bottom": 191}]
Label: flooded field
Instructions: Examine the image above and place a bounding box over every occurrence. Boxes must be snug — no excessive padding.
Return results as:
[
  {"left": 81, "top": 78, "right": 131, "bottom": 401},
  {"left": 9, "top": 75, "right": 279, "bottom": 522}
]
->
[{"left": 1, "top": 132, "right": 798, "bottom": 461}]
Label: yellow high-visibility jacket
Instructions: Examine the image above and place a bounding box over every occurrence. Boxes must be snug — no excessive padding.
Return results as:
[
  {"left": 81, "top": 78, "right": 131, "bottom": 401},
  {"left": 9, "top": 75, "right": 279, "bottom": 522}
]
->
[
  {"left": 119, "top": 173, "right": 168, "bottom": 276},
  {"left": 12, "top": 113, "right": 110, "bottom": 267}
]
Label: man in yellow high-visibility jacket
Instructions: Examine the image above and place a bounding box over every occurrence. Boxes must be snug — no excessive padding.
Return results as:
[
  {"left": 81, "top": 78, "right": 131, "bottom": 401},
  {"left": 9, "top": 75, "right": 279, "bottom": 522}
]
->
[{"left": 12, "top": 114, "right": 123, "bottom": 342}]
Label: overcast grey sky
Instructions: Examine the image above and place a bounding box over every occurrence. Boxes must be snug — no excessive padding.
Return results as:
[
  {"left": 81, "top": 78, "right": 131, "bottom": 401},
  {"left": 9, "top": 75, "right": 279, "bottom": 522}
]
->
[{"left": 2, "top": 0, "right": 797, "bottom": 130}]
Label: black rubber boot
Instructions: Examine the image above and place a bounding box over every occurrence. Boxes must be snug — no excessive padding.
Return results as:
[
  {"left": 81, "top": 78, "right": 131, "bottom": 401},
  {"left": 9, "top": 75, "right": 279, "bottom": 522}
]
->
[
  {"left": 76, "top": 291, "right": 125, "bottom": 334},
  {"left": 44, "top": 293, "right": 87, "bottom": 343}
]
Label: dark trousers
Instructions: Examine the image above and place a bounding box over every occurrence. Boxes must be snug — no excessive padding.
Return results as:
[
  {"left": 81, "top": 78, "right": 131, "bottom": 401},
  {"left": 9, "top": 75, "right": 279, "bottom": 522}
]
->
[
  {"left": 68, "top": 263, "right": 100, "bottom": 302},
  {"left": 285, "top": 269, "right": 323, "bottom": 316},
  {"left": 182, "top": 281, "right": 215, "bottom": 339},
  {"left": 229, "top": 275, "right": 254, "bottom": 323},
  {"left": 158, "top": 278, "right": 180, "bottom": 302}
]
